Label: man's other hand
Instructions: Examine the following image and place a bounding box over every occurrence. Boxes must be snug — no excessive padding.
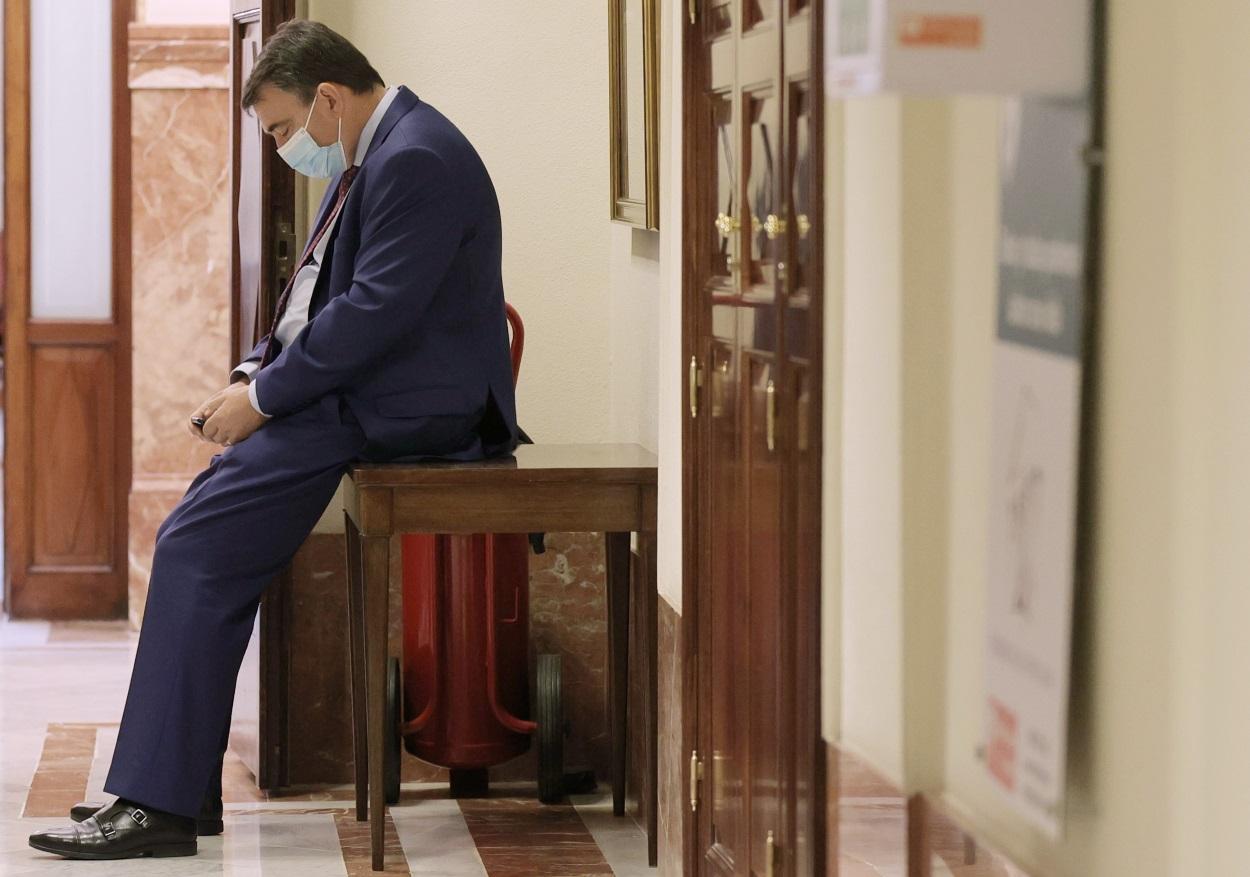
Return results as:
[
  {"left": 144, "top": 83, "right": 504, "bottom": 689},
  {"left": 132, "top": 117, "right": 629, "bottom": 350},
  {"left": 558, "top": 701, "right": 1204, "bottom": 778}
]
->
[{"left": 188, "top": 381, "right": 267, "bottom": 446}]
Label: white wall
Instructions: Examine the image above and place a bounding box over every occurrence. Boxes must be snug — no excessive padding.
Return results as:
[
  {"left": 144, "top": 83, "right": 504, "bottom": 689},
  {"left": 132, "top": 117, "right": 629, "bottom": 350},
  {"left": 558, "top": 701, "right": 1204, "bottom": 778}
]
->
[
  {"left": 836, "top": 96, "right": 905, "bottom": 776},
  {"left": 827, "top": 0, "right": 1250, "bottom": 873},
  {"left": 304, "top": 1, "right": 685, "bottom": 611},
  {"left": 309, "top": 1, "right": 616, "bottom": 445},
  {"left": 656, "top": 0, "right": 683, "bottom": 612}
]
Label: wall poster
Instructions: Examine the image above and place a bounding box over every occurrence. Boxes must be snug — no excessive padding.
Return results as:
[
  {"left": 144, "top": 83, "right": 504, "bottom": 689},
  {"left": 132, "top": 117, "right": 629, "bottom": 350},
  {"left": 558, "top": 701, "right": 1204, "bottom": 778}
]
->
[{"left": 982, "top": 94, "right": 1096, "bottom": 839}]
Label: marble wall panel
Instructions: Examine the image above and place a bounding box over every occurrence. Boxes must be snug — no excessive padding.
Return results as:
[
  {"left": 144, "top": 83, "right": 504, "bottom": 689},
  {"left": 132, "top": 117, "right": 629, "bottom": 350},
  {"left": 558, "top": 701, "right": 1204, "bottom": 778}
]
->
[
  {"left": 657, "top": 596, "right": 683, "bottom": 877},
  {"left": 127, "top": 484, "right": 187, "bottom": 627},
  {"left": 838, "top": 746, "right": 910, "bottom": 876},
  {"left": 127, "top": 26, "right": 230, "bottom": 627},
  {"left": 128, "top": 24, "right": 230, "bottom": 91},
  {"left": 287, "top": 529, "right": 614, "bottom": 791}
]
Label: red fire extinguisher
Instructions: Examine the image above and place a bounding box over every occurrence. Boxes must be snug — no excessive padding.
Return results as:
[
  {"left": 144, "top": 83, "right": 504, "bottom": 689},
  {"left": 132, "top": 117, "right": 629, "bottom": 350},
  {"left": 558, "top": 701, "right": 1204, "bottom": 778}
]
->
[{"left": 383, "top": 304, "right": 577, "bottom": 804}]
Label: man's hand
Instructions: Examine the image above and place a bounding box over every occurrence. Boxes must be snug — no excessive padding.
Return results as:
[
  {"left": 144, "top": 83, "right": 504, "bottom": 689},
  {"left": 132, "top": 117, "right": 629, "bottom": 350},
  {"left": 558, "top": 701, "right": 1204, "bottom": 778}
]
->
[{"left": 188, "top": 380, "right": 268, "bottom": 446}]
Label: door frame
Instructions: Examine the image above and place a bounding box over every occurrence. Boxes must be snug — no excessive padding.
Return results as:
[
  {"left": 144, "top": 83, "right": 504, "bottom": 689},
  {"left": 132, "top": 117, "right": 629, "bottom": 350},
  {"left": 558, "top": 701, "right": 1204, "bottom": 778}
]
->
[
  {"left": 228, "top": 0, "right": 295, "bottom": 790},
  {"left": 680, "top": 0, "right": 826, "bottom": 872},
  {"left": 3, "top": 0, "right": 133, "bottom": 618}
]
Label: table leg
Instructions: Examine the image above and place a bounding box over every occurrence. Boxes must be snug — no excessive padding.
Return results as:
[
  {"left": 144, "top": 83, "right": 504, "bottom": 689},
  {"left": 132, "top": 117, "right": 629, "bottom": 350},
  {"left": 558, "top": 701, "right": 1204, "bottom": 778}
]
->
[
  {"left": 362, "top": 533, "right": 391, "bottom": 871},
  {"left": 605, "top": 531, "right": 631, "bottom": 817},
  {"left": 637, "top": 527, "right": 659, "bottom": 868},
  {"left": 343, "top": 512, "right": 368, "bottom": 822}
]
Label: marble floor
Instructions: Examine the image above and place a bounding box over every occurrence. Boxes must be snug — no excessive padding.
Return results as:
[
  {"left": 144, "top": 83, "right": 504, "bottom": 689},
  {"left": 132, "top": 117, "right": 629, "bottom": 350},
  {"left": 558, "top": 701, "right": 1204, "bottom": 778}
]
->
[{"left": 0, "top": 617, "right": 653, "bottom": 876}]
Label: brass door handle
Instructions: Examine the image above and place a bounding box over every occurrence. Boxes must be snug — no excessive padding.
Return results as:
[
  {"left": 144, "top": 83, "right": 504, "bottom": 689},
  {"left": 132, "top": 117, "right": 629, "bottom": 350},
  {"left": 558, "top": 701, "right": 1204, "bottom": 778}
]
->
[
  {"left": 764, "top": 213, "right": 787, "bottom": 240},
  {"left": 689, "top": 750, "right": 704, "bottom": 811},
  {"left": 689, "top": 355, "right": 702, "bottom": 418},
  {"left": 715, "top": 211, "right": 740, "bottom": 237},
  {"left": 766, "top": 829, "right": 777, "bottom": 877},
  {"left": 689, "top": 0, "right": 697, "bottom": 24},
  {"left": 765, "top": 379, "right": 776, "bottom": 451}
]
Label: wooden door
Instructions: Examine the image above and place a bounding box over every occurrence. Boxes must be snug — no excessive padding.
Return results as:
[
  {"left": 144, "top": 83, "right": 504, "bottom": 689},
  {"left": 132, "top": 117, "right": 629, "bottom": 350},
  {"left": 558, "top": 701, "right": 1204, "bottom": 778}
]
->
[
  {"left": 3, "top": 0, "right": 132, "bottom": 618},
  {"left": 229, "top": 0, "right": 294, "bottom": 789},
  {"left": 685, "top": 0, "right": 823, "bottom": 873},
  {"left": 779, "top": 2, "right": 824, "bottom": 874},
  {"left": 231, "top": 0, "right": 296, "bottom": 366}
]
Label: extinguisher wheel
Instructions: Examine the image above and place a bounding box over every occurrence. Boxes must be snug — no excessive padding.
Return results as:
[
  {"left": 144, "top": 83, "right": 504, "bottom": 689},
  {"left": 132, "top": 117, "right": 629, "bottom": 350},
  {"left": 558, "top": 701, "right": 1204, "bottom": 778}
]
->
[
  {"left": 384, "top": 656, "right": 401, "bottom": 805},
  {"left": 536, "top": 653, "right": 565, "bottom": 804}
]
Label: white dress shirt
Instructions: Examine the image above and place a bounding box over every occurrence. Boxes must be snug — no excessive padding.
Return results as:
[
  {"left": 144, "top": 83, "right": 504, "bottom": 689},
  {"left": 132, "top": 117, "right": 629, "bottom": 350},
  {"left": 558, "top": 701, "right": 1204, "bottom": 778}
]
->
[{"left": 230, "top": 85, "right": 401, "bottom": 416}]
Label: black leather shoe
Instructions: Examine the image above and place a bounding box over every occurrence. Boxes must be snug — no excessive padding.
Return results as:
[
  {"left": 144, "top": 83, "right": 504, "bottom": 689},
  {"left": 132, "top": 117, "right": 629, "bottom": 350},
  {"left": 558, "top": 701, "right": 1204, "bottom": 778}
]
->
[
  {"left": 69, "top": 792, "right": 224, "bottom": 836},
  {"left": 29, "top": 798, "right": 197, "bottom": 860}
]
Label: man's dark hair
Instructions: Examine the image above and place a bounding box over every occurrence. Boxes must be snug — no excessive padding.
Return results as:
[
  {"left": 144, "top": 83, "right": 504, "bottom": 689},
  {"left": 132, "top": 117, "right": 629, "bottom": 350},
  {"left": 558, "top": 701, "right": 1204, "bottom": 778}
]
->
[{"left": 241, "top": 19, "right": 384, "bottom": 109}]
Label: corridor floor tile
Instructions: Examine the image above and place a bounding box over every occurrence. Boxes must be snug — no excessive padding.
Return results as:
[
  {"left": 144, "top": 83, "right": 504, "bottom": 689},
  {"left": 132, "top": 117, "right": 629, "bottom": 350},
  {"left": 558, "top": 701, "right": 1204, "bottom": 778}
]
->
[
  {"left": 1, "top": 617, "right": 651, "bottom": 874},
  {"left": 457, "top": 796, "right": 614, "bottom": 876}
]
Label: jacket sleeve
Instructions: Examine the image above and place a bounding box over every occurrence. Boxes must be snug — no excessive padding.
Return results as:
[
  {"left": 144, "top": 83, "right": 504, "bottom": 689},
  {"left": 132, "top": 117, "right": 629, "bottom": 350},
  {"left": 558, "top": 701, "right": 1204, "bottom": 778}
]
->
[
  {"left": 251, "top": 147, "right": 464, "bottom": 418},
  {"left": 228, "top": 333, "right": 271, "bottom": 383}
]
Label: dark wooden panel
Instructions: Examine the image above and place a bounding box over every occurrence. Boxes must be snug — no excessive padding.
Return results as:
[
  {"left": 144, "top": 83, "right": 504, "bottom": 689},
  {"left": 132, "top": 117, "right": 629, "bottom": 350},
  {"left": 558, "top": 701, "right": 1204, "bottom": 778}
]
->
[
  {"left": 348, "top": 442, "right": 659, "bottom": 485},
  {"left": 30, "top": 344, "right": 115, "bottom": 567},
  {"left": 685, "top": 1, "right": 825, "bottom": 873},
  {"left": 8, "top": 570, "right": 124, "bottom": 618},
  {"left": 5, "top": 0, "right": 33, "bottom": 617},
  {"left": 27, "top": 321, "right": 120, "bottom": 344},
  {"left": 387, "top": 484, "right": 648, "bottom": 536}
]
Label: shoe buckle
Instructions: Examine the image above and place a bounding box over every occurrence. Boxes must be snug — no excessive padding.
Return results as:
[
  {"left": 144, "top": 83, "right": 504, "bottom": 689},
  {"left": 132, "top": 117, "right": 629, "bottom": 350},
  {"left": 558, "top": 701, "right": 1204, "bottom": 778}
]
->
[
  {"left": 130, "top": 808, "right": 148, "bottom": 827},
  {"left": 100, "top": 820, "right": 117, "bottom": 839}
]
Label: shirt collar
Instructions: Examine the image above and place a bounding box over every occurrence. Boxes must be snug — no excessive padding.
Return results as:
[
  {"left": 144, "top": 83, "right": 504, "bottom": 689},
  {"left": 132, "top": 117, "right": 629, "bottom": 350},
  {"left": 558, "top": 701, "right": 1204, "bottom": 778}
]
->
[{"left": 353, "top": 85, "right": 400, "bottom": 166}]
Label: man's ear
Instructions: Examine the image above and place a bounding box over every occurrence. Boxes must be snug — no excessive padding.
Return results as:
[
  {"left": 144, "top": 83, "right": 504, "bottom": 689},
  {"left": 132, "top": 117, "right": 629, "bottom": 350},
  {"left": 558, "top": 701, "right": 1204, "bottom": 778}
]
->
[{"left": 317, "top": 82, "right": 346, "bottom": 115}]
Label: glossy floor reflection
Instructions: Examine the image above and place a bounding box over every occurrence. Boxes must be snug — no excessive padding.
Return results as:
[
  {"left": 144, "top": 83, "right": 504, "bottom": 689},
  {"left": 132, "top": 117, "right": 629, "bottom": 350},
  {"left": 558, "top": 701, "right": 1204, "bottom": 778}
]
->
[{"left": 0, "top": 617, "right": 653, "bottom": 875}]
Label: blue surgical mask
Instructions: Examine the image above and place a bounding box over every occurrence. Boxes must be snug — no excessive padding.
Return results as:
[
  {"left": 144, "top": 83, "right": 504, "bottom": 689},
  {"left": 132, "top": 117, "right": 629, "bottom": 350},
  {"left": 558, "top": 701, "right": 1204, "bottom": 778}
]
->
[{"left": 276, "top": 91, "right": 348, "bottom": 178}]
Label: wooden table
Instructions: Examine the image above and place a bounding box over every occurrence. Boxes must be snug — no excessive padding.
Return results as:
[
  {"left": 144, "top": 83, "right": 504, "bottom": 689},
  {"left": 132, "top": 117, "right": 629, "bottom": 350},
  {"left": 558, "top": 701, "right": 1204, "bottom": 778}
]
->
[{"left": 341, "top": 443, "right": 659, "bottom": 871}]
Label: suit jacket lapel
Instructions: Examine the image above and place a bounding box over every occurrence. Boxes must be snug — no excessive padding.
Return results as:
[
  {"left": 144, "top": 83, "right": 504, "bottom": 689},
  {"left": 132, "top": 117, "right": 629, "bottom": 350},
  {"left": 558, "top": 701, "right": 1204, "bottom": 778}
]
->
[{"left": 300, "top": 87, "right": 418, "bottom": 260}]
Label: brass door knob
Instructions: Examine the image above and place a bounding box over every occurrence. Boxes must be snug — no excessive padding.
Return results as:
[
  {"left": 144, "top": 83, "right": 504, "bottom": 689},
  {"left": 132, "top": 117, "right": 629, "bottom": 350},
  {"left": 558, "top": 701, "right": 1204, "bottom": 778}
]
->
[
  {"left": 764, "top": 213, "right": 787, "bottom": 240},
  {"left": 714, "top": 211, "right": 740, "bottom": 237}
]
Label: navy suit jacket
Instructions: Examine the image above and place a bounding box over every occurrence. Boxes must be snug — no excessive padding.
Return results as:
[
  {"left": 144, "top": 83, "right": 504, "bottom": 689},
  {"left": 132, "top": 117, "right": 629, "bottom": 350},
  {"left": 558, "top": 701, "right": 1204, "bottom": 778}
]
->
[{"left": 241, "top": 85, "right": 520, "bottom": 462}]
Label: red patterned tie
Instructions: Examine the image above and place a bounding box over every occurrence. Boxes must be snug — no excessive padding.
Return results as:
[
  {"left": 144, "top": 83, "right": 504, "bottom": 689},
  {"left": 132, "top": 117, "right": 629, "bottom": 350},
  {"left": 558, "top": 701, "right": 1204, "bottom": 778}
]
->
[{"left": 258, "top": 164, "right": 360, "bottom": 368}]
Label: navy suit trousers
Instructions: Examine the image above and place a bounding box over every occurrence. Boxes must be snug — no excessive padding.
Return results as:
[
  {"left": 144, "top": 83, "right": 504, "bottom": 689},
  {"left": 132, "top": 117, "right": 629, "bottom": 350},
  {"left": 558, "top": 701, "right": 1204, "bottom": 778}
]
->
[{"left": 103, "top": 393, "right": 369, "bottom": 817}]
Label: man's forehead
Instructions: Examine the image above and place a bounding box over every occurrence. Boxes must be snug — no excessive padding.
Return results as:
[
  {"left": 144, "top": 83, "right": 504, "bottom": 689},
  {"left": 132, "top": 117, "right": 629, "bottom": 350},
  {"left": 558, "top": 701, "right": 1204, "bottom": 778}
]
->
[{"left": 251, "top": 84, "right": 304, "bottom": 123}]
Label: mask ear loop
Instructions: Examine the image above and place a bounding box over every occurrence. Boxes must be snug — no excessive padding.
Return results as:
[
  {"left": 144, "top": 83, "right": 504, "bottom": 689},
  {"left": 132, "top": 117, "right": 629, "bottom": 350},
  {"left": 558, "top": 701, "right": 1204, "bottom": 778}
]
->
[{"left": 303, "top": 91, "right": 320, "bottom": 131}]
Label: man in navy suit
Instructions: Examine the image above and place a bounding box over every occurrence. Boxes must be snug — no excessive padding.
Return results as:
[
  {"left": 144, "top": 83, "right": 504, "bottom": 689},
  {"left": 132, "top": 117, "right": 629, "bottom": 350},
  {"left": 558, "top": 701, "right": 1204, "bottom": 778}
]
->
[{"left": 29, "top": 20, "right": 518, "bottom": 860}]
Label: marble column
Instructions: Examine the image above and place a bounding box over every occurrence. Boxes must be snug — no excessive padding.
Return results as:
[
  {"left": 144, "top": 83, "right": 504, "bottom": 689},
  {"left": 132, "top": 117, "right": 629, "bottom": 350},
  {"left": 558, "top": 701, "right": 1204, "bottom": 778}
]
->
[{"left": 127, "top": 25, "right": 231, "bottom": 628}]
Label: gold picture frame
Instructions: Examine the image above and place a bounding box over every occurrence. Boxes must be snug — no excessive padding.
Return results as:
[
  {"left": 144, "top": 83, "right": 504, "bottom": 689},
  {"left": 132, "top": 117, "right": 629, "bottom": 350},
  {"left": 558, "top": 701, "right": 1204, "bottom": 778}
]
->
[{"left": 609, "top": 0, "right": 660, "bottom": 230}]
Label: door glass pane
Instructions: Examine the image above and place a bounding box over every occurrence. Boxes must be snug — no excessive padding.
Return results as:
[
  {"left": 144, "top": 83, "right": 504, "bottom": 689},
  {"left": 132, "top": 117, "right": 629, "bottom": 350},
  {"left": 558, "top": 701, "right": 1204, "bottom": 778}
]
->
[
  {"left": 744, "top": 90, "right": 777, "bottom": 296},
  {"left": 784, "top": 84, "right": 811, "bottom": 359},
  {"left": 789, "top": 83, "right": 811, "bottom": 297},
  {"left": 30, "top": 0, "right": 112, "bottom": 320},
  {"left": 744, "top": 0, "right": 776, "bottom": 29},
  {"left": 708, "top": 92, "right": 738, "bottom": 286},
  {"left": 707, "top": 0, "right": 733, "bottom": 37}
]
